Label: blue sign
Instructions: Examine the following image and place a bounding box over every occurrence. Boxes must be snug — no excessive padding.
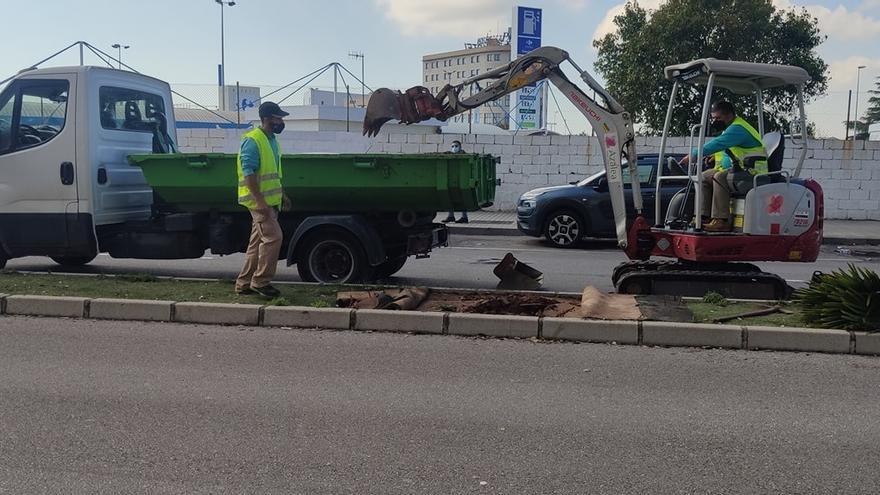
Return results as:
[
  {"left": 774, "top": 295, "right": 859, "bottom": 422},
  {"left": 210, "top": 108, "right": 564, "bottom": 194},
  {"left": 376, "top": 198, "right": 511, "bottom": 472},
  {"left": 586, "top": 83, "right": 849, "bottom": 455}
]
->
[
  {"left": 517, "top": 7, "right": 542, "bottom": 38},
  {"left": 512, "top": 6, "right": 544, "bottom": 129}
]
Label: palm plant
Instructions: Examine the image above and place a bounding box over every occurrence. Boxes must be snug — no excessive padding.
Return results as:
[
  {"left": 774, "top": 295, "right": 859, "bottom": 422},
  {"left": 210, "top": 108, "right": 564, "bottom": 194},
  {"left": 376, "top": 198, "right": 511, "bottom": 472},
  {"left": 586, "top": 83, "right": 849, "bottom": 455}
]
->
[{"left": 793, "top": 265, "right": 880, "bottom": 331}]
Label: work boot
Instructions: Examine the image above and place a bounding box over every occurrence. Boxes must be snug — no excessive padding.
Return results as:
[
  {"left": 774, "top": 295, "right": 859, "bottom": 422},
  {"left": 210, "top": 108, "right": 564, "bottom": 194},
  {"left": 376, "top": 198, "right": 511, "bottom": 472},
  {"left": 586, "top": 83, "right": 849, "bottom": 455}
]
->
[
  {"left": 689, "top": 215, "right": 710, "bottom": 227},
  {"left": 235, "top": 285, "right": 255, "bottom": 295},
  {"left": 252, "top": 284, "right": 282, "bottom": 298},
  {"left": 455, "top": 217, "right": 469, "bottom": 224},
  {"left": 703, "top": 218, "right": 731, "bottom": 232},
  {"left": 442, "top": 216, "right": 455, "bottom": 223}
]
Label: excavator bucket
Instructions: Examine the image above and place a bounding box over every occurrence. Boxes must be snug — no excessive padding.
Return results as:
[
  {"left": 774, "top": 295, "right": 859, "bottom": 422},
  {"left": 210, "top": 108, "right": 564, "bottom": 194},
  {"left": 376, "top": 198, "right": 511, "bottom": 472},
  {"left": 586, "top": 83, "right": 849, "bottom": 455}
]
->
[
  {"left": 363, "top": 88, "right": 403, "bottom": 137},
  {"left": 493, "top": 253, "right": 544, "bottom": 291},
  {"left": 363, "top": 86, "right": 448, "bottom": 137}
]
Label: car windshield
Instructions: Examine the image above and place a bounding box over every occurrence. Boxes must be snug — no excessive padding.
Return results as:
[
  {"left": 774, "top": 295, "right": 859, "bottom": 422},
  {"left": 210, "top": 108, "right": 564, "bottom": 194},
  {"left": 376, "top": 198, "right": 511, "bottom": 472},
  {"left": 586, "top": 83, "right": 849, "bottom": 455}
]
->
[
  {"left": 576, "top": 159, "right": 635, "bottom": 186},
  {"left": 577, "top": 171, "right": 605, "bottom": 187}
]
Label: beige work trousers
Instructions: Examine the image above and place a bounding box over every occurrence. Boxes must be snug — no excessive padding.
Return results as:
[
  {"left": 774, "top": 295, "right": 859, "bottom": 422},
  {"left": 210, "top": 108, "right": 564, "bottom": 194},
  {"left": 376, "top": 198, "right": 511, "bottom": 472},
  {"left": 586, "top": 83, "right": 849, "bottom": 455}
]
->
[
  {"left": 701, "top": 169, "right": 732, "bottom": 219},
  {"left": 235, "top": 208, "right": 283, "bottom": 290}
]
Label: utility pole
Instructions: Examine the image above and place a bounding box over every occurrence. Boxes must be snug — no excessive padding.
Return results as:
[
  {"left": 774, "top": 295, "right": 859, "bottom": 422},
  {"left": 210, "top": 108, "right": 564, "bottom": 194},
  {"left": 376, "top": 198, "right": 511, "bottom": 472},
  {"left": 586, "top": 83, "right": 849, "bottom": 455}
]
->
[
  {"left": 216, "top": 0, "right": 236, "bottom": 109},
  {"left": 349, "top": 51, "right": 365, "bottom": 107},
  {"left": 845, "top": 90, "right": 852, "bottom": 141},
  {"left": 111, "top": 43, "right": 129, "bottom": 69},
  {"left": 854, "top": 65, "right": 867, "bottom": 139}
]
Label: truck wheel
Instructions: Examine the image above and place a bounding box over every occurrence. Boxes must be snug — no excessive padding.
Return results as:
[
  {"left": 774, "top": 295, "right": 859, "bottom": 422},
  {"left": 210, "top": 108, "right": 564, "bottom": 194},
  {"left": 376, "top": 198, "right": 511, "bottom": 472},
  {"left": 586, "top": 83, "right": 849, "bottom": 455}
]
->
[
  {"left": 374, "top": 256, "right": 407, "bottom": 279},
  {"left": 50, "top": 254, "right": 97, "bottom": 266},
  {"left": 544, "top": 210, "right": 584, "bottom": 248},
  {"left": 297, "top": 230, "right": 372, "bottom": 284}
]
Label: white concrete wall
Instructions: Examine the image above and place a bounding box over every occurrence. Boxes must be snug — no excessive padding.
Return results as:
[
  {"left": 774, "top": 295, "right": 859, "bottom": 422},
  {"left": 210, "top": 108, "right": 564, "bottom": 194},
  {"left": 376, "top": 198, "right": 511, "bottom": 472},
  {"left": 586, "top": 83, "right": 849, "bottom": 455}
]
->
[{"left": 176, "top": 128, "right": 880, "bottom": 220}]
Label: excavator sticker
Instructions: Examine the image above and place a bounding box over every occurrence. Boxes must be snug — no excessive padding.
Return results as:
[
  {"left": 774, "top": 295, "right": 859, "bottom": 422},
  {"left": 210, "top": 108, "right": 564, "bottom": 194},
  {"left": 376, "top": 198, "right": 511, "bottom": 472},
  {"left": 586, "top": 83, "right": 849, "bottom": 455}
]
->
[{"left": 767, "top": 194, "right": 784, "bottom": 216}]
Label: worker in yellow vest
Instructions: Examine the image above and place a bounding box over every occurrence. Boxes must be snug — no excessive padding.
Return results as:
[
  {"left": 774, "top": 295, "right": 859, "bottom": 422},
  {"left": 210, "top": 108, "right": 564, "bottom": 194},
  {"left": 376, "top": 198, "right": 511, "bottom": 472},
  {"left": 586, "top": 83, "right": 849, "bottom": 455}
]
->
[
  {"left": 678, "top": 101, "right": 766, "bottom": 232},
  {"left": 234, "top": 102, "right": 292, "bottom": 298}
]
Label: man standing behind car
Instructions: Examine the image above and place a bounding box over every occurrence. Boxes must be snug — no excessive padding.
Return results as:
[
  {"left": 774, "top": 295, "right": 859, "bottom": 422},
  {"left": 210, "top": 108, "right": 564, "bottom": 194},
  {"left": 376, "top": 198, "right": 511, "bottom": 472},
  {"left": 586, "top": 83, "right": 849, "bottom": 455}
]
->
[{"left": 234, "top": 101, "right": 292, "bottom": 298}]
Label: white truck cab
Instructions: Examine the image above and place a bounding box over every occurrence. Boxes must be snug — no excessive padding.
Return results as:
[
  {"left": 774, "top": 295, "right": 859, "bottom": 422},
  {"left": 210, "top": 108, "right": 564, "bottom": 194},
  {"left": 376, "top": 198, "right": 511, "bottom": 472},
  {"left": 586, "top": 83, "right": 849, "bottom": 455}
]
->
[{"left": 0, "top": 66, "right": 176, "bottom": 266}]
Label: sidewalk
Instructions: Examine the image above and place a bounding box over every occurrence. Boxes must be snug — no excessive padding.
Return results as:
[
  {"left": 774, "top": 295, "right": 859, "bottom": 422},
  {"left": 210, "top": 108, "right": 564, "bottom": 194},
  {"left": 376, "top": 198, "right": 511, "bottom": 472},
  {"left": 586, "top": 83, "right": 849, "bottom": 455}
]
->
[{"left": 437, "top": 211, "right": 880, "bottom": 245}]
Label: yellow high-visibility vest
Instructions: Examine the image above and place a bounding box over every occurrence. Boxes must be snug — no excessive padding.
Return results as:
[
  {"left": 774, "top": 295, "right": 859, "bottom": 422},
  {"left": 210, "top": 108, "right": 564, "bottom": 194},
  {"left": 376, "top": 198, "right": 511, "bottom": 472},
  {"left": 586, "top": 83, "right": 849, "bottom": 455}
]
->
[
  {"left": 715, "top": 116, "right": 767, "bottom": 175},
  {"left": 237, "top": 128, "right": 283, "bottom": 209}
]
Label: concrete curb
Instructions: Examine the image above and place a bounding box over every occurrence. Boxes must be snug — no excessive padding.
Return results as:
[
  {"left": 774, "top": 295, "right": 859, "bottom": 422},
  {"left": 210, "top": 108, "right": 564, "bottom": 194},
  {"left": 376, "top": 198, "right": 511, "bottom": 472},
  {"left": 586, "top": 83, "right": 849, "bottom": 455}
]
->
[
  {"left": 642, "top": 321, "right": 743, "bottom": 349},
  {"left": 853, "top": 332, "right": 880, "bottom": 356},
  {"left": 0, "top": 294, "right": 876, "bottom": 356},
  {"left": 174, "top": 302, "right": 262, "bottom": 326},
  {"left": 355, "top": 309, "right": 445, "bottom": 334},
  {"left": 747, "top": 326, "right": 851, "bottom": 353},
  {"left": 90, "top": 298, "right": 174, "bottom": 322},
  {"left": 263, "top": 306, "right": 352, "bottom": 330},
  {"left": 541, "top": 318, "right": 638, "bottom": 344},
  {"left": 447, "top": 313, "right": 538, "bottom": 338},
  {"left": 5, "top": 295, "right": 88, "bottom": 318}
]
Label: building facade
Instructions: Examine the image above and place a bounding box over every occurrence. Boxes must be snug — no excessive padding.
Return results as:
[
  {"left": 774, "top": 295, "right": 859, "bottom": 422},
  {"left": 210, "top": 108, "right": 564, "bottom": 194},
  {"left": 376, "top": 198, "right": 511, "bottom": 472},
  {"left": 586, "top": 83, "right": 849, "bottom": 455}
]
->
[{"left": 422, "top": 35, "right": 512, "bottom": 129}]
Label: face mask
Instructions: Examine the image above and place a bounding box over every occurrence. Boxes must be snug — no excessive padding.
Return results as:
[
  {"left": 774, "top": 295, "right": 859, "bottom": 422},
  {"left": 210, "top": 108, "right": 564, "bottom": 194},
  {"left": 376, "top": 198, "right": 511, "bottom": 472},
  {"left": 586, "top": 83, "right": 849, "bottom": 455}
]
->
[
  {"left": 271, "top": 122, "right": 285, "bottom": 134},
  {"left": 710, "top": 118, "right": 729, "bottom": 133},
  {"left": 451, "top": 145, "right": 460, "bottom": 153}
]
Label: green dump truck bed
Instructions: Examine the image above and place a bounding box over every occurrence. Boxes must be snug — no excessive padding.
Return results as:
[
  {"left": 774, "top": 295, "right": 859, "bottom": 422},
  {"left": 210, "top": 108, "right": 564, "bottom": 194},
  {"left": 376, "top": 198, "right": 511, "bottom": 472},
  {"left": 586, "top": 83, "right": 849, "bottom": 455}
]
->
[{"left": 128, "top": 152, "right": 497, "bottom": 213}]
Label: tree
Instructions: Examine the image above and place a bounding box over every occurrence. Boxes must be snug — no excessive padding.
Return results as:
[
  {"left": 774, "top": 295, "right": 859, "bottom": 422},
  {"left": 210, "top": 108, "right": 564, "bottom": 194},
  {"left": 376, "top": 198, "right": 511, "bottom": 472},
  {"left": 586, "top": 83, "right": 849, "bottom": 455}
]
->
[
  {"left": 593, "top": 0, "right": 828, "bottom": 136},
  {"left": 864, "top": 76, "right": 880, "bottom": 130}
]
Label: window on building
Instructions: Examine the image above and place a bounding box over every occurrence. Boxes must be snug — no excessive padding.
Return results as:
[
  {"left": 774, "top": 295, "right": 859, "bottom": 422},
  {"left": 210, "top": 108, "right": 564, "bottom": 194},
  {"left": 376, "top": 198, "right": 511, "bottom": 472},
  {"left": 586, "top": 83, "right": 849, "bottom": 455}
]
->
[{"left": 476, "top": 55, "right": 480, "bottom": 63}]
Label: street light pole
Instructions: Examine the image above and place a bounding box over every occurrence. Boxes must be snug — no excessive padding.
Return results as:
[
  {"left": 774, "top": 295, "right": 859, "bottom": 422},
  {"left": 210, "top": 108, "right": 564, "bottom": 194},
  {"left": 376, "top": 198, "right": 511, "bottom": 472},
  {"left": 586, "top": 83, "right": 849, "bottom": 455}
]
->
[
  {"left": 349, "top": 51, "right": 365, "bottom": 107},
  {"left": 216, "top": 0, "right": 236, "bottom": 106},
  {"left": 853, "top": 65, "right": 867, "bottom": 139},
  {"left": 111, "top": 43, "right": 129, "bottom": 69}
]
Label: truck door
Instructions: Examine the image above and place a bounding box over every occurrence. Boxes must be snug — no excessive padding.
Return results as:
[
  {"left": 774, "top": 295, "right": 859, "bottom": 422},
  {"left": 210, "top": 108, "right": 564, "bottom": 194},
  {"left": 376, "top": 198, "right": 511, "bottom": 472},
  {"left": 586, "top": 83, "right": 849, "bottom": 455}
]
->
[{"left": 0, "top": 75, "right": 80, "bottom": 257}]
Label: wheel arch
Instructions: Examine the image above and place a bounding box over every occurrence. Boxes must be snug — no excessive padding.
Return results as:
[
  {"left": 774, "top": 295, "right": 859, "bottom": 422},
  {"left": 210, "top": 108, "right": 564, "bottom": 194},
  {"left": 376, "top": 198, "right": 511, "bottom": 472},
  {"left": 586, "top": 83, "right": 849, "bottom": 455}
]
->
[
  {"left": 286, "top": 215, "right": 386, "bottom": 267},
  {"left": 541, "top": 200, "right": 591, "bottom": 235}
]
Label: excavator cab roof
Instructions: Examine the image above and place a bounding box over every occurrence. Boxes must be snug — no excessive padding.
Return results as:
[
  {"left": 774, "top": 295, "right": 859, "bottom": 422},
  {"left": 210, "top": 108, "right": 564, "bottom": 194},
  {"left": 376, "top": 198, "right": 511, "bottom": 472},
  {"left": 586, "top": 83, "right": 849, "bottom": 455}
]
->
[{"left": 664, "top": 58, "right": 811, "bottom": 94}]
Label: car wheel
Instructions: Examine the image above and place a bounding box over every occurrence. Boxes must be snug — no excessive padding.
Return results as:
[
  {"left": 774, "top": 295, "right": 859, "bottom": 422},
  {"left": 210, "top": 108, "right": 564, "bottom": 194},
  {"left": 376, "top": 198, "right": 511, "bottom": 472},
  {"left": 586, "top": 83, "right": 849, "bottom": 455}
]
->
[
  {"left": 50, "top": 254, "right": 97, "bottom": 266},
  {"left": 544, "top": 210, "right": 585, "bottom": 248},
  {"left": 296, "top": 229, "right": 372, "bottom": 284}
]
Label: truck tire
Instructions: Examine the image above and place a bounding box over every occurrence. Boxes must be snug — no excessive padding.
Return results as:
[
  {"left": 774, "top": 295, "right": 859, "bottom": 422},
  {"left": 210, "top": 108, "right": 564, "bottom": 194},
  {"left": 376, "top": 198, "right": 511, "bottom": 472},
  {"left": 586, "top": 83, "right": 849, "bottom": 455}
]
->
[
  {"left": 50, "top": 254, "right": 97, "bottom": 266},
  {"left": 374, "top": 256, "right": 407, "bottom": 279},
  {"left": 296, "top": 229, "right": 373, "bottom": 284}
]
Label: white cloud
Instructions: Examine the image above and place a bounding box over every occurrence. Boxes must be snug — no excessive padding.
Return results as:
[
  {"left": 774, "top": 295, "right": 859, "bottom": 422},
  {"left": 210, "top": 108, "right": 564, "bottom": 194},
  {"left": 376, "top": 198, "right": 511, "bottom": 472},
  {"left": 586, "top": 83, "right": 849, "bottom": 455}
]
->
[
  {"left": 593, "top": 0, "right": 880, "bottom": 44},
  {"left": 376, "top": 0, "right": 590, "bottom": 37},
  {"left": 591, "top": 0, "right": 664, "bottom": 45},
  {"left": 376, "top": 0, "right": 510, "bottom": 37},
  {"left": 805, "top": 4, "right": 880, "bottom": 40},
  {"left": 827, "top": 55, "right": 880, "bottom": 92}
]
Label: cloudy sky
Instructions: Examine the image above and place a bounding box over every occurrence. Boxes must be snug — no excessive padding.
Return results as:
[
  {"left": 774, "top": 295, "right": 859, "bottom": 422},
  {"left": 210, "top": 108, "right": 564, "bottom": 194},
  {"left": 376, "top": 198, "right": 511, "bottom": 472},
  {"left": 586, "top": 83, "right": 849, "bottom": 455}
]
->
[{"left": 2, "top": 0, "right": 877, "bottom": 137}]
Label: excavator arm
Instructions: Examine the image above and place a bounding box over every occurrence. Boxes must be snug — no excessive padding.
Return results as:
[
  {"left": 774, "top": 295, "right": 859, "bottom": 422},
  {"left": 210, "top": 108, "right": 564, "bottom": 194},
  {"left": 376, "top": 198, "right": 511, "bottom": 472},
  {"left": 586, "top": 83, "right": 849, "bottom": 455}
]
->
[{"left": 363, "top": 46, "right": 639, "bottom": 248}]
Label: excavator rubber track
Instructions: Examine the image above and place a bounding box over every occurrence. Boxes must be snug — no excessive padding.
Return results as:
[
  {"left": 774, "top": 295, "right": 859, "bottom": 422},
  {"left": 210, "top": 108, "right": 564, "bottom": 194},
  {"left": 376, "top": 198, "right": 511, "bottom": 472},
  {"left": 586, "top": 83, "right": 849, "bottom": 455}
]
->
[
  {"left": 611, "top": 260, "right": 763, "bottom": 286},
  {"left": 614, "top": 264, "right": 791, "bottom": 300}
]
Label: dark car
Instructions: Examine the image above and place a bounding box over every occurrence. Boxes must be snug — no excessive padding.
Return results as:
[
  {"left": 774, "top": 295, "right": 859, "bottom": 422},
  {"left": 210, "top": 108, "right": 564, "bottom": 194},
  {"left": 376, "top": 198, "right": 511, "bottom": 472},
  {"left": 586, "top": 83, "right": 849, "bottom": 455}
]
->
[{"left": 516, "top": 154, "right": 686, "bottom": 247}]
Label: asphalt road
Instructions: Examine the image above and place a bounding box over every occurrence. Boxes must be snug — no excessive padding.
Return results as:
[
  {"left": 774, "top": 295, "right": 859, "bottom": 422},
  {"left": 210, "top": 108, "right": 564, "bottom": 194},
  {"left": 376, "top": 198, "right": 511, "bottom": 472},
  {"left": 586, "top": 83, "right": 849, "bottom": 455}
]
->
[
  {"left": 6, "top": 235, "right": 880, "bottom": 293},
  {"left": 1, "top": 316, "right": 878, "bottom": 493}
]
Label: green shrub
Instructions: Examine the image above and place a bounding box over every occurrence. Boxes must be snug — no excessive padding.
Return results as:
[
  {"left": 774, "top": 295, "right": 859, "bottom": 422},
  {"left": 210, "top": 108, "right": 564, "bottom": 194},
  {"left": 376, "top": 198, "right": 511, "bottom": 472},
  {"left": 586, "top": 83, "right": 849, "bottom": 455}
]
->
[
  {"left": 702, "top": 291, "right": 729, "bottom": 306},
  {"left": 793, "top": 265, "right": 880, "bottom": 331}
]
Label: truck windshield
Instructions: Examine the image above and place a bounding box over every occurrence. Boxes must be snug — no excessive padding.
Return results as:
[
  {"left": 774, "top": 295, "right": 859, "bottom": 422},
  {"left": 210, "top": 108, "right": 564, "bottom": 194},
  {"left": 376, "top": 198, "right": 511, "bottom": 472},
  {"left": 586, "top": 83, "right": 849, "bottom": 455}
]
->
[{"left": 99, "top": 86, "right": 166, "bottom": 132}]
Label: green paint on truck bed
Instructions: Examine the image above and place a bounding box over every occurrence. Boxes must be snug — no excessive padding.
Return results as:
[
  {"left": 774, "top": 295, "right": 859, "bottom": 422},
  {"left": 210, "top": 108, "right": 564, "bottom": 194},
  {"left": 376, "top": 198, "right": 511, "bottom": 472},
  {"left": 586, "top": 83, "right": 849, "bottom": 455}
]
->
[{"left": 128, "top": 152, "right": 497, "bottom": 213}]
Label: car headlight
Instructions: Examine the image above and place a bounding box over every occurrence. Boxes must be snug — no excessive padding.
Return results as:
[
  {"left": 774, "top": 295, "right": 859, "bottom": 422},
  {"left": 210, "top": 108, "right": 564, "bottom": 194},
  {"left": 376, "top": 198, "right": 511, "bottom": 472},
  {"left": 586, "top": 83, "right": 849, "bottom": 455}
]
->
[{"left": 519, "top": 199, "right": 537, "bottom": 209}]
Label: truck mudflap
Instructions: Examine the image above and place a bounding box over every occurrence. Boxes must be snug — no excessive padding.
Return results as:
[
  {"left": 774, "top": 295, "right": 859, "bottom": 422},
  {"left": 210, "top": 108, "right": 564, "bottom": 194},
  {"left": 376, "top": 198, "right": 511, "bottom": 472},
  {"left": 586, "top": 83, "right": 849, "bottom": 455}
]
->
[{"left": 407, "top": 223, "right": 448, "bottom": 259}]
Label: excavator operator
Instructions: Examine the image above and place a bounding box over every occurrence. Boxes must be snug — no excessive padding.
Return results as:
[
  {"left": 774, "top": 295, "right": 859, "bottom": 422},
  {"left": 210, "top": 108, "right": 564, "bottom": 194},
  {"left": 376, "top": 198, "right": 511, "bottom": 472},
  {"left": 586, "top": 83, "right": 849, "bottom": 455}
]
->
[{"left": 678, "top": 101, "right": 766, "bottom": 232}]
